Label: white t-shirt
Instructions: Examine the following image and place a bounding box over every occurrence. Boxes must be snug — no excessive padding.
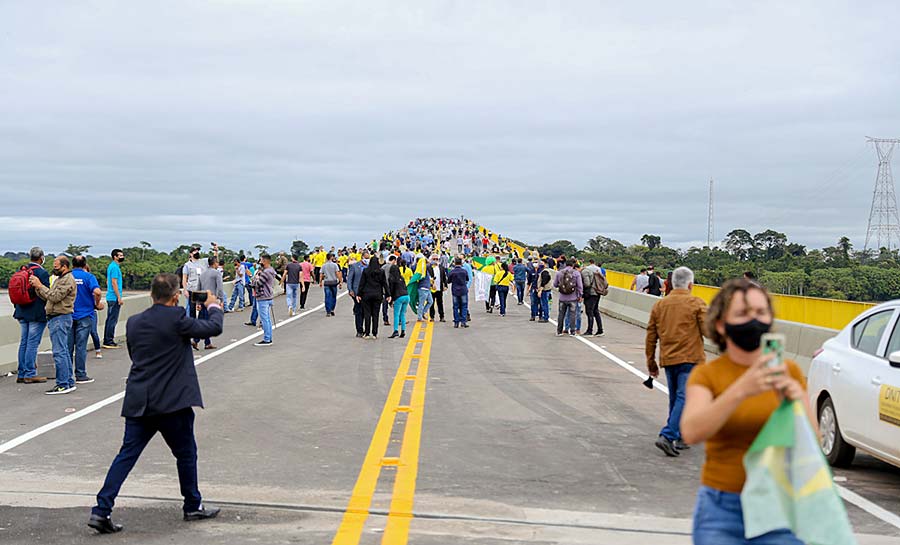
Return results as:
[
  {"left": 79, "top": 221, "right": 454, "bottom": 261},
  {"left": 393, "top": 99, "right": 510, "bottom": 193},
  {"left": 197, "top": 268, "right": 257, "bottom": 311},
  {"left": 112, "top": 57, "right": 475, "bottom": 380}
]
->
[
  {"left": 184, "top": 260, "right": 206, "bottom": 291},
  {"left": 634, "top": 273, "right": 649, "bottom": 293}
]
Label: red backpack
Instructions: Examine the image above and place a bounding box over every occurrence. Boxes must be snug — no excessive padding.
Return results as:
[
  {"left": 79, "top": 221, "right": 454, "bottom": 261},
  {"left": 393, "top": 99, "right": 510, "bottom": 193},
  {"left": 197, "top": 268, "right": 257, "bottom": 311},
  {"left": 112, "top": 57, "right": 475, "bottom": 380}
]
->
[{"left": 8, "top": 264, "right": 40, "bottom": 306}]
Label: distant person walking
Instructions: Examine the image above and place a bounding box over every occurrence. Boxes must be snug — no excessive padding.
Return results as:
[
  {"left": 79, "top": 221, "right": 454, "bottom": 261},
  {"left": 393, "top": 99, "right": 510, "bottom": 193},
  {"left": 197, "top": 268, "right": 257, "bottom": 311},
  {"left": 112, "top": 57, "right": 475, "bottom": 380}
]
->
[
  {"left": 645, "top": 267, "right": 707, "bottom": 457},
  {"left": 13, "top": 247, "right": 51, "bottom": 384},
  {"left": 347, "top": 253, "right": 365, "bottom": 337},
  {"left": 69, "top": 256, "right": 104, "bottom": 385},
  {"left": 448, "top": 257, "right": 470, "bottom": 328},
  {"left": 30, "top": 255, "right": 77, "bottom": 394},
  {"left": 356, "top": 255, "right": 390, "bottom": 339},
  {"left": 299, "top": 254, "right": 314, "bottom": 310},
  {"left": 388, "top": 259, "right": 410, "bottom": 339},
  {"left": 227, "top": 258, "right": 246, "bottom": 312},
  {"left": 103, "top": 249, "right": 125, "bottom": 349},
  {"left": 553, "top": 258, "right": 582, "bottom": 336},
  {"left": 513, "top": 258, "right": 528, "bottom": 305},
  {"left": 319, "top": 253, "right": 342, "bottom": 317},
  {"left": 282, "top": 255, "right": 303, "bottom": 316}
]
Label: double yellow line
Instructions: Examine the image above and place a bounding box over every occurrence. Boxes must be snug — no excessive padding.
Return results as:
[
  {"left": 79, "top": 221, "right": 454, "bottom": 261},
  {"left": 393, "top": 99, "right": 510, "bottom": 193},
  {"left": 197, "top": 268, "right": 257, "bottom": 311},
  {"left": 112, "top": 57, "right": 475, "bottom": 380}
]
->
[{"left": 332, "top": 321, "right": 434, "bottom": 545}]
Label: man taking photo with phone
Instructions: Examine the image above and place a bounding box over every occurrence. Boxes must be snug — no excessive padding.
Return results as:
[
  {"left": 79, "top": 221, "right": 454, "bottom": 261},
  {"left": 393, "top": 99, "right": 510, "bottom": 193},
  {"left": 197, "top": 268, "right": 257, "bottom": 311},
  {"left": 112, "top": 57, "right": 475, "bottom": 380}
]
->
[{"left": 88, "top": 273, "right": 223, "bottom": 534}]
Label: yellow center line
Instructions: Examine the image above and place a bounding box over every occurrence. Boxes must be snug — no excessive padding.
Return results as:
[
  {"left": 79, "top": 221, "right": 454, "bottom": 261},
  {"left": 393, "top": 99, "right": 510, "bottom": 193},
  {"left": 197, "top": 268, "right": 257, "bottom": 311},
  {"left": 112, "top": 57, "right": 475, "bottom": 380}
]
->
[
  {"left": 381, "top": 320, "right": 434, "bottom": 544},
  {"left": 331, "top": 321, "right": 433, "bottom": 545}
]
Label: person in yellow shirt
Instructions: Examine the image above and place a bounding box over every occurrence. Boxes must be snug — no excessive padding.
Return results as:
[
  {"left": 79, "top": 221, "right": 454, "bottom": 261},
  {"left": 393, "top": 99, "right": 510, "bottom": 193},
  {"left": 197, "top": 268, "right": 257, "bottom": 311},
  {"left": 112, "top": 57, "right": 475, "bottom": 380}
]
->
[
  {"left": 312, "top": 249, "right": 327, "bottom": 283},
  {"left": 492, "top": 259, "right": 513, "bottom": 316}
]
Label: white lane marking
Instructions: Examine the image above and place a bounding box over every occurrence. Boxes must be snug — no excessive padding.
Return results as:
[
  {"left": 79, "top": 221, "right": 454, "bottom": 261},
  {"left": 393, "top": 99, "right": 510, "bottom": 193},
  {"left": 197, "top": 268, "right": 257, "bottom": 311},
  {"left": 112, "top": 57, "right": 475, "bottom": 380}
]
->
[
  {"left": 0, "top": 292, "right": 346, "bottom": 455},
  {"left": 525, "top": 301, "right": 900, "bottom": 530}
]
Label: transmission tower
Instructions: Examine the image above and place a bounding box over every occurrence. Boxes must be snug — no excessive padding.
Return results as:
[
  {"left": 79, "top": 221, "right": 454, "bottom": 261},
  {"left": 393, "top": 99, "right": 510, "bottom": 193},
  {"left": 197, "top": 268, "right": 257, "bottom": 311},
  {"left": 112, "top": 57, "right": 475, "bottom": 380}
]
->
[
  {"left": 707, "top": 179, "right": 715, "bottom": 248},
  {"left": 864, "top": 137, "right": 900, "bottom": 252}
]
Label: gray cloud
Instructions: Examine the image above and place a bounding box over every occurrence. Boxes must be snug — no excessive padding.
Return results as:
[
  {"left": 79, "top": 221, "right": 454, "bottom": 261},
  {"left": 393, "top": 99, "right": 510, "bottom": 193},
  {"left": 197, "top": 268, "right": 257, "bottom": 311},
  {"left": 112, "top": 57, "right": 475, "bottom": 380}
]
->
[{"left": 2, "top": 1, "right": 899, "bottom": 255}]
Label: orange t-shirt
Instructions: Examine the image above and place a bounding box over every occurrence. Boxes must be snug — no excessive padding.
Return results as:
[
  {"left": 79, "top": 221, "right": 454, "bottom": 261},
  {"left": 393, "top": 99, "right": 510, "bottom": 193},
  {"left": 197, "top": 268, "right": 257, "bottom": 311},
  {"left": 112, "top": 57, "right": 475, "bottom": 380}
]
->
[{"left": 687, "top": 354, "right": 806, "bottom": 494}]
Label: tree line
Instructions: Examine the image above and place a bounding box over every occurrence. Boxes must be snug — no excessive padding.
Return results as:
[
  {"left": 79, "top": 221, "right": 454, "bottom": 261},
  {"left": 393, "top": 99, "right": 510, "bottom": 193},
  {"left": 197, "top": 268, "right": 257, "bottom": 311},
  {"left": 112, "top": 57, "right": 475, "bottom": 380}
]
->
[{"left": 537, "top": 230, "right": 900, "bottom": 303}]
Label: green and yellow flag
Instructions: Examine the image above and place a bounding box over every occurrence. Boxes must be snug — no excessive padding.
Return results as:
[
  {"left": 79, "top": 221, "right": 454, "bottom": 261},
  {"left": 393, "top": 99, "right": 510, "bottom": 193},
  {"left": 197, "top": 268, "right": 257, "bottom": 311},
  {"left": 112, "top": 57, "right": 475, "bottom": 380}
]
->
[{"left": 741, "top": 400, "right": 856, "bottom": 545}]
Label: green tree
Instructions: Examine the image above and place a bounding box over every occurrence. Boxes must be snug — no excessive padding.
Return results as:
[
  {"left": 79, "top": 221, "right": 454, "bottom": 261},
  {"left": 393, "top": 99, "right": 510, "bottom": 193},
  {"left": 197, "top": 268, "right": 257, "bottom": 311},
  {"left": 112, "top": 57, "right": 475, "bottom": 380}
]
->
[
  {"left": 583, "top": 235, "right": 625, "bottom": 257},
  {"left": 640, "top": 234, "right": 662, "bottom": 250},
  {"left": 753, "top": 229, "right": 788, "bottom": 260},
  {"left": 291, "top": 240, "right": 309, "bottom": 258},
  {"left": 139, "top": 240, "right": 152, "bottom": 259},
  {"left": 538, "top": 240, "right": 578, "bottom": 258},
  {"left": 724, "top": 229, "right": 754, "bottom": 261},
  {"left": 65, "top": 244, "right": 91, "bottom": 256}
]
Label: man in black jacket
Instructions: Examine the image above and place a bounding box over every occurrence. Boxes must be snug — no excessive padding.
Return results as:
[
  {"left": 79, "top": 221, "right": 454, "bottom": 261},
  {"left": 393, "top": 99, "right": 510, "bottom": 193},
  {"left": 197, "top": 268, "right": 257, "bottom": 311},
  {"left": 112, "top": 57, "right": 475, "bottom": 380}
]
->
[{"left": 88, "top": 273, "right": 223, "bottom": 534}]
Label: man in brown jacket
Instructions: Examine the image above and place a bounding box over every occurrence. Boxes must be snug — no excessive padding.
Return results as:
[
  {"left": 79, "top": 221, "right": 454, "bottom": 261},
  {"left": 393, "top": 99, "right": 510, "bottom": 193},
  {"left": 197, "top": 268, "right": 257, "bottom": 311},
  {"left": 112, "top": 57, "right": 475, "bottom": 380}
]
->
[
  {"left": 645, "top": 266, "right": 707, "bottom": 457},
  {"left": 30, "top": 255, "right": 78, "bottom": 395}
]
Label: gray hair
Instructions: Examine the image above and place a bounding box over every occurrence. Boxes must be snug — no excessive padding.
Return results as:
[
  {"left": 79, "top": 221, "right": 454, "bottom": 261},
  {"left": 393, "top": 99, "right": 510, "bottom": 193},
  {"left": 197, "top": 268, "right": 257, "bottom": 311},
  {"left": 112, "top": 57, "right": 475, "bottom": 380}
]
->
[
  {"left": 29, "top": 246, "right": 44, "bottom": 261},
  {"left": 672, "top": 266, "right": 694, "bottom": 289}
]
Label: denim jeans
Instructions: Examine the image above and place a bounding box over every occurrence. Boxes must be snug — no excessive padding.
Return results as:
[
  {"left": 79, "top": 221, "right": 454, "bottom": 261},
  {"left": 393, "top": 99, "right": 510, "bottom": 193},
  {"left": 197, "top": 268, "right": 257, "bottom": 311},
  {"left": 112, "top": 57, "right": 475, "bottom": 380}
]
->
[
  {"left": 381, "top": 298, "right": 390, "bottom": 322},
  {"left": 496, "top": 285, "right": 509, "bottom": 315},
  {"left": 103, "top": 300, "right": 121, "bottom": 346},
  {"left": 660, "top": 363, "right": 695, "bottom": 442},
  {"left": 89, "top": 312, "right": 101, "bottom": 351},
  {"left": 68, "top": 316, "right": 92, "bottom": 380},
  {"left": 257, "top": 299, "right": 273, "bottom": 342},
  {"left": 393, "top": 295, "right": 410, "bottom": 331},
  {"left": 453, "top": 295, "right": 468, "bottom": 324},
  {"left": 557, "top": 300, "right": 577, "bottom": 334},
  {"left": 93, "top": 408, "right": 201, "bottom": 518},
  {"left": 48, "top": 314, "right": 74, "bottom": 388},
  {"left": 417, "top": 288, "right": 433, "bottom": 319},
  {"left": 229, "top": 282, "right": 245, "bottom": 310},
  {"left": 540, "top": 291, "right": 551, "bottom": 320},
  {"left": 250, "top": 298, "right": 259, "bottom": 325},
  {"left": 530, "top": 291, "right": 540, "bottom": 318},
  {"left": 564, "top": 301, "right": 582, "bottom": 331},
  {"left": 324, "top": 284, "right": 338, "bottom": 313},
  {"left": 285, "top": 283, "right": 300, "bottom": 311},
  {"left": 693, "top": 486, "right": 803, "bottom": 545},
  {"left": 515, "top": 281, "right": 526, "bottom": 303},
  {"left": 17, "top": 319, "right": 46, "bottom": 379}
]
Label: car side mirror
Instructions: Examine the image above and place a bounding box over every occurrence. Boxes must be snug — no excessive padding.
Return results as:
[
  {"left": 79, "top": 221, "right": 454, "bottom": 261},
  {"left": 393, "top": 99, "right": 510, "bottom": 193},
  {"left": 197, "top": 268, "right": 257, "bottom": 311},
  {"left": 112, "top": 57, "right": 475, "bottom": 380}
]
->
[{"left": 889, "top": 351, "right": 900, "bottom": 368}]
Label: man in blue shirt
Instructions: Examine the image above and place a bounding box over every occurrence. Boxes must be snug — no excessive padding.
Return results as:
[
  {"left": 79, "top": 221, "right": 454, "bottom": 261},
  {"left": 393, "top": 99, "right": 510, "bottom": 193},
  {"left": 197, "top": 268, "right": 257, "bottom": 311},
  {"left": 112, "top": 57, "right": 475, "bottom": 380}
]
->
[
  {"left": 512, "top": 258, "right": 528, "bottom": 305},
  {"left": 103, "top": 249, "right": 125, "bottom": 348},
  {"left": 70, "top": 256, "right": 104, "bottom": 384}
]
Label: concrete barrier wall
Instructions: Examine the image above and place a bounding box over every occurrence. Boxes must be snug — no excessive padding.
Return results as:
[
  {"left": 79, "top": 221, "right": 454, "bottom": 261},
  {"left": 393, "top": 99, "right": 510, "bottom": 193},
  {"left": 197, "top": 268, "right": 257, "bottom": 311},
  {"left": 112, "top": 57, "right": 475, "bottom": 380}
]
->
[
  {"left": 0, "top": 282, "right": 241, "bottom": 375},
  {"left": 598, "top": 286, "right": 839, "bottom": 375}
]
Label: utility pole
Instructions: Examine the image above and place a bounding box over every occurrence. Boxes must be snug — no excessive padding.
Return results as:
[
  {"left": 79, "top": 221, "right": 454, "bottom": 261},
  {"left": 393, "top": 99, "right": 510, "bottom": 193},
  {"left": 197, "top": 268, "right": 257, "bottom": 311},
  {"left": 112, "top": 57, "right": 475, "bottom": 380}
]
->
[
  {"left": 864, "top": 137, "right": 900, "bottom": 252},
  {"left": 707, "top": 179, "right": 715, "bottom": 249}
]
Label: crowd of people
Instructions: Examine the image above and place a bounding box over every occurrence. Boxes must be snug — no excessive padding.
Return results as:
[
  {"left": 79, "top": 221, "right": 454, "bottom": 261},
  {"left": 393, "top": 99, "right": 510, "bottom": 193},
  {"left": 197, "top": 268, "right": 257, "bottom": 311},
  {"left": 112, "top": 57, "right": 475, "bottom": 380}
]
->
[{"left": 8, "top": 217, "right": 821, "bottom": 543}]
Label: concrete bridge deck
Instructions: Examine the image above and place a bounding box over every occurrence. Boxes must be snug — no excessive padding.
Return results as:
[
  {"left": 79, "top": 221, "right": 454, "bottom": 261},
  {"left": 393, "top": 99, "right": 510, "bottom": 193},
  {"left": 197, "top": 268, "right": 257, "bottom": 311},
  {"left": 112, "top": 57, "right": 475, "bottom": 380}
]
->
[{"left": 1, "top": 285, "right": 898, "bottom": 544}]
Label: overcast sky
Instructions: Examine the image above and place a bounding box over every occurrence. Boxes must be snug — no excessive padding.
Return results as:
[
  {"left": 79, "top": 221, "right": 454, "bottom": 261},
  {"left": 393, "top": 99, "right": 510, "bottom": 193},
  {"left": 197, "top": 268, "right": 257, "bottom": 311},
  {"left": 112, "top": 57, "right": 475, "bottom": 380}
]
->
[{"left": 2, "top": 1, "right": 899, "bottom": 256}]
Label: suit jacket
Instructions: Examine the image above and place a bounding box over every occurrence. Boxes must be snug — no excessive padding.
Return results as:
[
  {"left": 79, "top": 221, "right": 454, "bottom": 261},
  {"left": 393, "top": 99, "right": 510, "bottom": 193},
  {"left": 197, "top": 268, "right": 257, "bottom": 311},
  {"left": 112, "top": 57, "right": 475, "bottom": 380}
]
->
[{"left": 122, "top": 304, "right": 223, "bottom": 417}]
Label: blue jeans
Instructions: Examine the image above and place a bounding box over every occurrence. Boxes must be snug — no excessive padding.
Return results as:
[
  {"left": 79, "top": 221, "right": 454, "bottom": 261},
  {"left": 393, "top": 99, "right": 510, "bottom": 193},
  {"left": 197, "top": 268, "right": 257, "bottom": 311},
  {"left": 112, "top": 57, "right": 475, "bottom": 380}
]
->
[
  {"left": 250, "top": 298, "right": 259, "bottom": 325},
  {"left": 17, "top": 320, "right": 46, "bottom": 379},
  {"left": 660, "top": 363, "right": 695, "bottom": 441},
  {"left": 497, "top": 285, "right": 509, "bottom": 315},
  {"left": 693, "top": 486, "right": 802, "bottom": 545},
  {"left": 393, "top": 295, "right": 410, "bottom": 331},
  {"left": 557, "top": 300, "right": 577, "bottom": 334},
  {"left": 324, "top": 284, "right": 338, "bottom": 313},
  {"left": 285, "top": 283, "right": 300, "bottom": 311},
  {"left": 453, "top": 294, "right": 468, "bottom": 324},
  {"left": 103, "top": 300, "right": 121, "bottom": 346},
  {"left": 93, "top": 408, "right": 201, "bottom": 518},
  {"left": 48, "top": 314, "right": 74, "bottom": 388},
  {"left": 229, "top": 282, "right": 245, "bottom": 310},
  {"left": 68, "top": 316, "right": 92, "bottom": 380},
  {"left": 540, "top": 291, "right": 550, "bottom": 320},
  {"left": 564, "top": 301, "right": 582, "bottom": 331},
  {"left": 515, "top": 281, "right": 526, "bottom": 303},
  {"left": 530, "top": 291, "right": 540, "bottom": 317},
  {"left": 417, "top": 288, "right": 433, "bottom": 319},
  {"left": 257, "top": 299, "right": 273, "bottom": 342}
]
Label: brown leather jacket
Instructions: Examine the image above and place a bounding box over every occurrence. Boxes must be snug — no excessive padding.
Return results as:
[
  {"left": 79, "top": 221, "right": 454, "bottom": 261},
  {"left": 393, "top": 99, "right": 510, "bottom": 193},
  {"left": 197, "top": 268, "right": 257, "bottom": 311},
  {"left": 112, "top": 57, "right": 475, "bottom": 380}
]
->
[{"left": 645, "top": 289, "right": 707, "bottom": 371}]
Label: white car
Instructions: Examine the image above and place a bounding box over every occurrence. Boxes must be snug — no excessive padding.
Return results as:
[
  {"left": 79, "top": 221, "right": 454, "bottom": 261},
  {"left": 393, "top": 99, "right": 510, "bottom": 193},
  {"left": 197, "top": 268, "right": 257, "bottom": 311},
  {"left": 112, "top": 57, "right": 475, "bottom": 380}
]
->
[{"left": 807, "top": 301, "right": 900, "bottom": 468}]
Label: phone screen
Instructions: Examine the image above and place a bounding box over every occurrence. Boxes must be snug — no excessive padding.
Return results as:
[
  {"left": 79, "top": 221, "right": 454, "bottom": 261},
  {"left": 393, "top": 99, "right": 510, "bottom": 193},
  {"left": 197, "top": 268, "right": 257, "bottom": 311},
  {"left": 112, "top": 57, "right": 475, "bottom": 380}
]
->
[
  {"left": 761, "top": 333, "right": 785, "bottom": 370},
  {"left": 191, "top": 291, "right": 208, "bottom": 303}
]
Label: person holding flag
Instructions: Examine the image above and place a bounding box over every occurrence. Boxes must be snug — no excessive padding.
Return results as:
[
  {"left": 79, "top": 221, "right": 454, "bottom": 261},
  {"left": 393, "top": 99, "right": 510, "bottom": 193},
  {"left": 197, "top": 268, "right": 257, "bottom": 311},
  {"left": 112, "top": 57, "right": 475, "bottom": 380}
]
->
[{"left": 680, "top": 279, "right": 853, "bottom": 545}]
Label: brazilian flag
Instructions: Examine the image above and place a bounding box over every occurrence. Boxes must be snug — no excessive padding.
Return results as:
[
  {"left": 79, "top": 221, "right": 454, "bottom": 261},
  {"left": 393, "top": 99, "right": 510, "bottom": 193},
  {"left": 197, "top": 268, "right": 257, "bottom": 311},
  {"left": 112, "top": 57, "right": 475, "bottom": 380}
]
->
[{"left": 741, "top": 400, "right": 856, "bottom": 545}]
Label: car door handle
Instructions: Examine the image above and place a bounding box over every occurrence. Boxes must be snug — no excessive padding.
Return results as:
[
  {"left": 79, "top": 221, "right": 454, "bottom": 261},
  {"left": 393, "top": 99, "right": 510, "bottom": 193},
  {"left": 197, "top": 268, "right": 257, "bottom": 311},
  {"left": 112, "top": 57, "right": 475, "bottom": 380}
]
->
[
  {"left": 872, "top": 377, "right": 882, "bottom": 386},
  {"left": 832, "top": 363, "right": 841, "bottom": 373}
]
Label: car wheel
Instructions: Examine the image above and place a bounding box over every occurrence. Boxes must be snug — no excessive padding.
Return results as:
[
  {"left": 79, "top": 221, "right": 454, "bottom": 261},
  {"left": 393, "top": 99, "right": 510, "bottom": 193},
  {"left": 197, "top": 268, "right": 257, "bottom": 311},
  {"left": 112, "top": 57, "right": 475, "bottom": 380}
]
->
[{"left": 819, "top": 397, "right": 856, "bottom": 468}]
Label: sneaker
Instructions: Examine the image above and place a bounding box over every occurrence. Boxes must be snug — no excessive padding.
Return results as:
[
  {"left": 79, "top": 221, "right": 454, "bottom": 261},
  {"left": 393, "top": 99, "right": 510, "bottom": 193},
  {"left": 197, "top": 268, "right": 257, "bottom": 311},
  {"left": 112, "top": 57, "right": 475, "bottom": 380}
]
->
[
  {"left": 556, "top": 332, "right": 565, "bottom": 337},
  {"left": 95, "top": 351, "right": 103, "bottom": 359},
  {"left": 101, "top": 343, "right": 119, "bottom": 349},
  {"left": 655, "top": 436, "right": 680, "bottom": 457},
  {"left": 594, "top": 332, "right": 605, "bottom": 337},
  {"left": 244, "top": 322, "right": 256, "bottom": 327},
  {"left": 289, "top": 309, "right": 294, "bottom": 317},
  {"left": 362, "top": 335, "right": 370, "bottom": 339},
  {"left": 254, "top": 340, "right": 273, "bottom": 347},
  {"left": 389, "top": 331, "right": 399, "bottom": 338},
  {"left": 400, "top": 331, "right": 406, "bottom": 338},
  {"left": 674, "top": 439, "right": 691, "bottom": 450},
  {"left": 75, "top": 376, "right": 95, "bottom": 384},
  {"left": 529, "top": 317, "right": 536, "bottom": 322},
  {"left": 372, "top": 335, "right": 377, "bottom": 340},
  {"left": 204, "top": 345, "right": 217, "bottom": 350},
  {"left": 439, "top": 318, "right": 446, "bottom": 322},
  {"left": 461, "top": 323, "right": 469, "bottom": 328},
  {"left": 45, "top": 385, "right": 76, "bottom": 395}
]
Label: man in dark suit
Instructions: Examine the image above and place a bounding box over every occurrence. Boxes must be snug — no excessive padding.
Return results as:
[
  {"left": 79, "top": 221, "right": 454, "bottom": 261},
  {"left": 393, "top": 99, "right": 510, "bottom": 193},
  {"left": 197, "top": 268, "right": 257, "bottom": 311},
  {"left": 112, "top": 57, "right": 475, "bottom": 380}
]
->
[{"left": 88, "top": 273, "right": 224, "bottom": 534}]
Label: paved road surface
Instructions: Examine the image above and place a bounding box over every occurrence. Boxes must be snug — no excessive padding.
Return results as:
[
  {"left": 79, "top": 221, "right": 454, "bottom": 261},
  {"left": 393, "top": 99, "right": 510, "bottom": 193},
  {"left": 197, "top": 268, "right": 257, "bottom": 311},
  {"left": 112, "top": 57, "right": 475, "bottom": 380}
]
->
[{"left": 1, "top": 286, "right": 898, "bottom": 544}]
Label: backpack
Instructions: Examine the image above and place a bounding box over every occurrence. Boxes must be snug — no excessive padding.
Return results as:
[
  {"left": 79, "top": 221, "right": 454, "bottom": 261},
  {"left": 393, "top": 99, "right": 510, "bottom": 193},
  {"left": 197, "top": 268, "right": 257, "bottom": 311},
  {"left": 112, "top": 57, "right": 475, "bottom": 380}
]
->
[
  {"left": 594, "top": 271, "right": 609, "bottom": 296},
  {"left": 558, "top": 268, "right": 577, "bottom": 295},
  {"left": 8, "top": 264, "right": 40, "bottom": 306},
  {"left": 540, "top": 269, "right": 551, "bottom": 287}
]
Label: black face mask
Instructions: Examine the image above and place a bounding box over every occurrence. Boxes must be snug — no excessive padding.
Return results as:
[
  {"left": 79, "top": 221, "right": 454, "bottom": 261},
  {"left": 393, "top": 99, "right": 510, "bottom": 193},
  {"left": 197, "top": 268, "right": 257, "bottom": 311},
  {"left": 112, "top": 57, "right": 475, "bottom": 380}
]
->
[
  {"left": 192, "top": 252, "right": 200, "bottom": 259},
  {"left": 118, "top": 256, "right": 125, "bottom": 263},
  {"left": 725, "top": 319, "right": 772, "bottom": 352}
]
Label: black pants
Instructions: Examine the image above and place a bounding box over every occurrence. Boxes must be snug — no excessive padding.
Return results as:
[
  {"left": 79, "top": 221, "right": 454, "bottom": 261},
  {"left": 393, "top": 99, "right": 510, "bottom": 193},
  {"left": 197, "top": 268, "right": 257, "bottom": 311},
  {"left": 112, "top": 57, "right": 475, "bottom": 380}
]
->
[
  {"left": 429, "top": 290, "right": 445, "bottom": 320},
  {"left": 313, "top": 267, "right": 321, "bottom": 284},
  {"left": 93, "top": 408, "right": 201, "bottom": 517},
  {"left": 584, "top": 294, "right": 603, "bottom": 334},
  {"left": 299, "top": 281, "right": 311, "bottom": 309},
  {"left": 362, "top": 297, "right": 382, "bottom": 336},
  {"left": 486, "top": 285, "right": 497, "bottom": 311},
  {"left": 382, "top": 299, "right": 390, "bottom": 323},
  {"left": 352, "top": 298, "right": 364, "bottom": 334},
  {"left": 188, "top": 292, "right": 210, "bottom": 346}
]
